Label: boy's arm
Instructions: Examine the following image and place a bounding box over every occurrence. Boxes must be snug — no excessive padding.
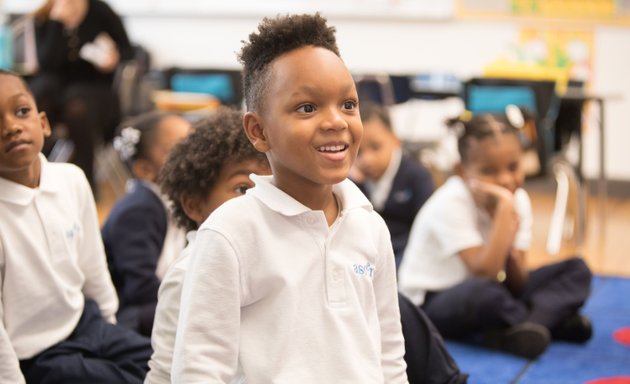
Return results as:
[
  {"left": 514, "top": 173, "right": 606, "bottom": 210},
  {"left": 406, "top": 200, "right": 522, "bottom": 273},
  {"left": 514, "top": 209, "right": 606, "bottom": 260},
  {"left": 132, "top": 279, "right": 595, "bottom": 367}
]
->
[
  {"left": 172, "top": 229, "right": 241, "bottom": 382},
  {"left": 0, "top": 249, "right": 27, "bottom": 383},
  {"left": 146, "top": 259, "right": 187, "bottom": 384},
  {"left": 0, "top": 321, "right": 26, "bottom": 384},
  {"left": 76, "top": 175, "right": 118, "bottom": 322},
  {"left": 374, "top": 223, "right": 409, "bottom": 383}
]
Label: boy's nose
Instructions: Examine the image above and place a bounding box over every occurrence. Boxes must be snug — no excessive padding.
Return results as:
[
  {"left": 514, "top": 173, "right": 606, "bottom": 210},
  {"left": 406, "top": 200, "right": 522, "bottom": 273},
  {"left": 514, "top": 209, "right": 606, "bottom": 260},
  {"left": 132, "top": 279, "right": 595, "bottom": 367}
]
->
[
  {"left": 321, "top": 107, "right": 348, "bottom": 130},
  {"left": 1, "top": 117, "right": 22, "bottom": 138}
]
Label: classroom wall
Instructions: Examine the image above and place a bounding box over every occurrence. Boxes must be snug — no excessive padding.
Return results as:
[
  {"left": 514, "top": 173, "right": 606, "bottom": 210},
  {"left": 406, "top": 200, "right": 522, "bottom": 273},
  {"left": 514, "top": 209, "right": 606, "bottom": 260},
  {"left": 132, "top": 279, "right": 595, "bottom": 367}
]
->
[{"left": 3, "top": 1, "right": 629, "bottom": 181}]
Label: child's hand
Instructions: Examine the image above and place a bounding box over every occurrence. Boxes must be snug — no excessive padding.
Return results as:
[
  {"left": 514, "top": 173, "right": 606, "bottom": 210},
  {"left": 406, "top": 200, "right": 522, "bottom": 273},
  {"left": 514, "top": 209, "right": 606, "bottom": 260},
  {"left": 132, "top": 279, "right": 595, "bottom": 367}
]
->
[{"left": 467, "top": 179, "right": 515, "bottom": 218}]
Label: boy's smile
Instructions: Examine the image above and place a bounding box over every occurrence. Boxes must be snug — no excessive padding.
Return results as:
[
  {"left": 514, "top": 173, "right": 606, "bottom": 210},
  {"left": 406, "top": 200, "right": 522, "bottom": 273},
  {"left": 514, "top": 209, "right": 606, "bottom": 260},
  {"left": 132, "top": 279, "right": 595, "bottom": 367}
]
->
[
  {"left": 0, "top": 74, "right": 51, "bottom": 187},
  {"left": 245, "top": 46, "right": 362, "bottom": 202}
]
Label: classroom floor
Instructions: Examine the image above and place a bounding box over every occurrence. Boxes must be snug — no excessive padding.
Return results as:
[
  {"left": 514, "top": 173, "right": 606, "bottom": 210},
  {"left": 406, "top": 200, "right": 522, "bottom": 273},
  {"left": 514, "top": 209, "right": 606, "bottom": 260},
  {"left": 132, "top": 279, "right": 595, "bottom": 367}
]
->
[
  {"left": 526, "top": 182, "right": 630, "bottom": 278},
  {"left": 96, "top": 176, "right": 630, "bottom": 278}
]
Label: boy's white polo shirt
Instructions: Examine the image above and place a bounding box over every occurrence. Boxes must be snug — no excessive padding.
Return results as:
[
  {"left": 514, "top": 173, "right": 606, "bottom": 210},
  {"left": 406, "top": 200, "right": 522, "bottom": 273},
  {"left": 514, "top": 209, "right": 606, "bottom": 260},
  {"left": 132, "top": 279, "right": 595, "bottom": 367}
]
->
[
  {"left": 173, "top": 175, "right": 408, "bottom": 383},
  {"left": 0, "top": 155, "right": 118, "bottom": 361}
]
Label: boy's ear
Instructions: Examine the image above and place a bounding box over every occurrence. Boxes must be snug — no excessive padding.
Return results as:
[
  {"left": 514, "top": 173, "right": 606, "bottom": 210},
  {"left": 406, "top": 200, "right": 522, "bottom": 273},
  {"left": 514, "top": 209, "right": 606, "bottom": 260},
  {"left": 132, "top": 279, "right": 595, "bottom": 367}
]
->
[
  {"left": 453, "top": 162, "right": 465, "bottom": 178},
  {"left": 243, "top": 111, "right": 270, "bottom": 153},
  {"left": 39, "top": 112, "right": 52, "bottom": 138},
  {"left": 181, "top": 193, "right": 205, "bottom": 226}
]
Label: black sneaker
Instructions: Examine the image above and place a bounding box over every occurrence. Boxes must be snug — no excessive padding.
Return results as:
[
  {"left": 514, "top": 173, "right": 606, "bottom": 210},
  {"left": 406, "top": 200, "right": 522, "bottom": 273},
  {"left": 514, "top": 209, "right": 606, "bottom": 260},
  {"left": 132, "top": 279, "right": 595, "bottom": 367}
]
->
[
  {"left": 551, "top": 314, "right": 593, "bottom": 343},
  {"left": 484, "top": 322, "right": 550, "bottom": 359}
]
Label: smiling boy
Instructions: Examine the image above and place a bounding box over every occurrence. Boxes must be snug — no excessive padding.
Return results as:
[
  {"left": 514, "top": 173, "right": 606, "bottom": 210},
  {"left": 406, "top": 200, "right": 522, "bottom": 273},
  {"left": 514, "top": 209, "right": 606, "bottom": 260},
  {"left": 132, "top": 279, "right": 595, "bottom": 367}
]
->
[{"left": 172, "top": 14, "right": 408, "bottom": 383}]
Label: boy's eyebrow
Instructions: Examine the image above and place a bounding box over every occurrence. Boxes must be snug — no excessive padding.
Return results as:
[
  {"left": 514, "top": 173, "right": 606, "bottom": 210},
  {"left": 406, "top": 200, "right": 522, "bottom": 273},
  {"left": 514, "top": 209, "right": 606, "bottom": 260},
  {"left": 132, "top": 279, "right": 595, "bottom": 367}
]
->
[
  {"left": 9, "top": 93, "right": 32, "bottom": 103},
  {"left": 290, "top": 81, "right": 356, "bottom": 99}
]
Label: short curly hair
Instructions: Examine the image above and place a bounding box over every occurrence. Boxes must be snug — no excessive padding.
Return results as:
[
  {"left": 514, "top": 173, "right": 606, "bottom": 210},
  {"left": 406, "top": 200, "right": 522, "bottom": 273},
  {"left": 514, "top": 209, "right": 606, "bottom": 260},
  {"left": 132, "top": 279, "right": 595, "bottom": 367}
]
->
[
  {"left": 158, "top": 107, "right": 268, "bottom": 231},
  {"left": 237, "top": 13, "right": 340, "bottom": 112}
]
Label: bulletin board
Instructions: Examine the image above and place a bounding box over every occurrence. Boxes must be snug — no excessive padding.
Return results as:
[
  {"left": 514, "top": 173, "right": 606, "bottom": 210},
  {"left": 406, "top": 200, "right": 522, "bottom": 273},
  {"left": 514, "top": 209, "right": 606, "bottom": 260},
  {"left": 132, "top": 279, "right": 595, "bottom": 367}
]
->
[{"left": 456, "top": 0, "right": 630, "bottom": 25}]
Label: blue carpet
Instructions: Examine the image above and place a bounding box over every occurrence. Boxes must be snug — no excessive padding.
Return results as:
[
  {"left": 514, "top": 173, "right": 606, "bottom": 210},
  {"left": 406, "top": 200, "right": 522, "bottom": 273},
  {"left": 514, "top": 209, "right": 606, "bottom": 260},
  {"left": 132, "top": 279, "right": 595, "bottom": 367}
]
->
[{"left": 446, "top": 276, "right": 630, "bottom": 384}]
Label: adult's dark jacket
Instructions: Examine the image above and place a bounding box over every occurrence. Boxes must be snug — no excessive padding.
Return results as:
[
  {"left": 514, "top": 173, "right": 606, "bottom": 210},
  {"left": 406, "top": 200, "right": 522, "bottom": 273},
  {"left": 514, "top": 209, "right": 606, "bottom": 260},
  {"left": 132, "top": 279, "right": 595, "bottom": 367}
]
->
[{"left": 34, "top": 0, "right": 134, "bottom": 85}]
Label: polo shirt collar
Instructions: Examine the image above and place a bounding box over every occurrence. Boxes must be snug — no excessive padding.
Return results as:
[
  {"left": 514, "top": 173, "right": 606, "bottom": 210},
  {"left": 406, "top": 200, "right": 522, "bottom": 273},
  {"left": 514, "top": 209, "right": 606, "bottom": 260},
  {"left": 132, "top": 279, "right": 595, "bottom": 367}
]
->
[
  {"left": 0, "top": 154, "right": 61, "bottom": 206},
  {"left": 247, "top": 174, "right": 373, "bottom": 217}
]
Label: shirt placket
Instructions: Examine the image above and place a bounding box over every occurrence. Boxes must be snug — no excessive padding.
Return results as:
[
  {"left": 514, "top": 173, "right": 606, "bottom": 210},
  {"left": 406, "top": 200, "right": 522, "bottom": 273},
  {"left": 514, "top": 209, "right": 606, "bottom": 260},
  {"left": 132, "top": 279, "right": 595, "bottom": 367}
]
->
[{"left": 35, "top": 195, "right": 67, "bottom": 261}]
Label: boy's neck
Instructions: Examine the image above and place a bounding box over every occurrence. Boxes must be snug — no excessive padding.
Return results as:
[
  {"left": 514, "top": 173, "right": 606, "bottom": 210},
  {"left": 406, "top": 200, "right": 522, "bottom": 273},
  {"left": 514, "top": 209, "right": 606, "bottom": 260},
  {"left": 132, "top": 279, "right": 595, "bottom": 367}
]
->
[
  {"left": 274, "top": 177, "right": 339, "bottom": 223},
  {"left": 0, "top": 158, "right": 42, "bottom": 189}
]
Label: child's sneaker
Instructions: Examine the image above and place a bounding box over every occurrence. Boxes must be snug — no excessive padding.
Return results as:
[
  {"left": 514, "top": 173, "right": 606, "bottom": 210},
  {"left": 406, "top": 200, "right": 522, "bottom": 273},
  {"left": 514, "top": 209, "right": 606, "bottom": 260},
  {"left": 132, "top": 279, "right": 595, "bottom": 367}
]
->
[
  {"left": 551, "top": 314, "right": 593, "bottom": 343},
  {"left": 484, "top": 322, "right": 550, "bottom": 359}
]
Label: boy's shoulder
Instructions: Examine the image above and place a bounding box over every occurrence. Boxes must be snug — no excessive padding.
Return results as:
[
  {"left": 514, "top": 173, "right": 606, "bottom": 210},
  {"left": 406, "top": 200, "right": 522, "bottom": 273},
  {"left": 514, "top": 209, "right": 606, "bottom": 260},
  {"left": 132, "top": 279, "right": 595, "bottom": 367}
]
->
[
  {"left": 41, "top": 159, "right": 90, "bottom": 190},
  {"left": 0, "top": 158, "right": 88, "bottom": 201}
]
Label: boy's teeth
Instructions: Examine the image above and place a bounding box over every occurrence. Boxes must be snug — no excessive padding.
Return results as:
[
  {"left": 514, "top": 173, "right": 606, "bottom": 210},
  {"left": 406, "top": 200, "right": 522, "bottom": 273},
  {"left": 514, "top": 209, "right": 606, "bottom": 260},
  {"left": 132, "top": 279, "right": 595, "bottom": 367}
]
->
[{"left": 318, "top": 145, "right": 345, "bottom": 152}]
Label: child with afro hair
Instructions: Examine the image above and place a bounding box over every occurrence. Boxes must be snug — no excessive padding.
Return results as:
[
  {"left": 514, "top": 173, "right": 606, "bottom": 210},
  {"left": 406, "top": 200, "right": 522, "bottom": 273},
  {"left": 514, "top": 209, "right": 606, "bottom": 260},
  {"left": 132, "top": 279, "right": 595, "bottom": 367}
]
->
[{"left": 172, "top": 13, "right": 408, "bottom": 383}]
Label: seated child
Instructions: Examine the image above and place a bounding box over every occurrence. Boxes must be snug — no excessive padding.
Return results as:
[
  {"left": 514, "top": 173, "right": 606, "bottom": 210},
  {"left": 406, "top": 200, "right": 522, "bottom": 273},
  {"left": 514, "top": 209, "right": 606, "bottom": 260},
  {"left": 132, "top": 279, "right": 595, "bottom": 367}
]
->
[
  {"left": 352, "top": 102, "right": 435, "bottom": 267},
  {"left": 0, "top": 69, "right": 152, "bottom": 383},
  {"left": 398, "top": 108, "right": 592, "bottom": 359},
  {"left": 144, "top": 107, "right": 270, "bottom": 384},
  {"left": 101, "top": 111, "right": 191, "bottom": 336},
  {"left": 171, "top": 14, "right": 408, "bottom": 382}
]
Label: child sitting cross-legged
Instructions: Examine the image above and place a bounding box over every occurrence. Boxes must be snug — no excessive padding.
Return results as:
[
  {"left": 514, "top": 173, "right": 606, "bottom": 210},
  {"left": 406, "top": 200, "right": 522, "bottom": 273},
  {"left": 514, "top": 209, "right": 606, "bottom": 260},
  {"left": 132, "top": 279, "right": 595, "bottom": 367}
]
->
[
  {"left": 398, "top": 108, "right": 592, "bottom": 360},
  {"left": 0, "top": 69, "right": 152, "bottom": 383},
  {"left": 144, "top": 106, "right": 270, "bottom": 384}
]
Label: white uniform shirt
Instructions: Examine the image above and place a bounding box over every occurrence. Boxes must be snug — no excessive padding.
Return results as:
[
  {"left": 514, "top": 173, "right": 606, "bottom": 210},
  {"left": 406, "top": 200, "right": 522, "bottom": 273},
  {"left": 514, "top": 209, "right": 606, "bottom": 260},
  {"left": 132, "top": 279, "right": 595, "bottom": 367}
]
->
[
  {"left": 172, "top": 175, "right": 408, "bottom": 384},
  {"left": 365, "top": 147, "right": 402, "bottom": 211},
  {"left": 0, "top": 155, "right": 118, "bottom": 383},
  {"left": 398, "top": 175, "right": 532, "bottom": 306},
  {"left": 145, "top": 230, "right": 196, "bottom": 384}
]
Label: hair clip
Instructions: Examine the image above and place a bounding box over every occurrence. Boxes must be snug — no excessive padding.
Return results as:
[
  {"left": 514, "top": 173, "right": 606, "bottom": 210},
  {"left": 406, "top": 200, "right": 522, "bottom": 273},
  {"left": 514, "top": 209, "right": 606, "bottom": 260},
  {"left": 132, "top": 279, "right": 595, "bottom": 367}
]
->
[
  {"left": 459, "top": 110, "right": 473, "bottom": 123},
  {"left": 113, "top": 126, "right": 141, "bottom": 161},
  {"left": 505, "top": 104, "right": 524, "bottom": 130}
]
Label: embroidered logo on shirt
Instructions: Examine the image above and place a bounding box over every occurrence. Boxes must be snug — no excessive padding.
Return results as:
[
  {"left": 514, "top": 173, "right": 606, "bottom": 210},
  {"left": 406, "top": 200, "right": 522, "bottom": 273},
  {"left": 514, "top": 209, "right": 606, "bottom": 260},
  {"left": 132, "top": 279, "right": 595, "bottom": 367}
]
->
[
  {"left": 65, "top": 223, "right": 81, "bottom": 241},
  {"left": 353, "top": 262, "right": 376, "bottom": 279}
]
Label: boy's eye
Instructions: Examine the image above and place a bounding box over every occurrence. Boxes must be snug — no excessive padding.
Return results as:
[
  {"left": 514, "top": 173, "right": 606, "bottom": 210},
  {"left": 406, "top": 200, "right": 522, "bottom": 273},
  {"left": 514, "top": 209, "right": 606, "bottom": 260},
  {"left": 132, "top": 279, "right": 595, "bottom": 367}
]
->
[
  {"left": 342, "top": 100, "right": 357, "bottom": 110},
  {"left": 16, "top": 107, "right": 31, "bottom": 117},
  {"left": 296, "top": 104, "right": 316, "bottom": 113},
  {"left": 234, "top": 184, "right": 250, "bottom": 195}
]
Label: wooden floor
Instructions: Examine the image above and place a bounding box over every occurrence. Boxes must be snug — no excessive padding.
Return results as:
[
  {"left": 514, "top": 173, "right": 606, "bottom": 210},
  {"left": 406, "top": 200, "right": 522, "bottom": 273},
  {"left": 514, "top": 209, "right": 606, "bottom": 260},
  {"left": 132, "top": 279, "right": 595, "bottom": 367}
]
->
[
  {"left": 528, "top": 186, "right": 630, "bottom": 277},
  {"left": 96, "top": 178, "right": 630, "bottom": 277}
]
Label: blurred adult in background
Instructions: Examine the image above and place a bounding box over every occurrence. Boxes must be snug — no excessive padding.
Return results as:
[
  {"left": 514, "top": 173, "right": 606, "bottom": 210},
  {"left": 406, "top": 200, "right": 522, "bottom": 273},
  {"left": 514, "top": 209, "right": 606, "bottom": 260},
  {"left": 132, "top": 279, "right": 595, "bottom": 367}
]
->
[{"left": 30, "top": 0, "right": 133, "bottom": 195}]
